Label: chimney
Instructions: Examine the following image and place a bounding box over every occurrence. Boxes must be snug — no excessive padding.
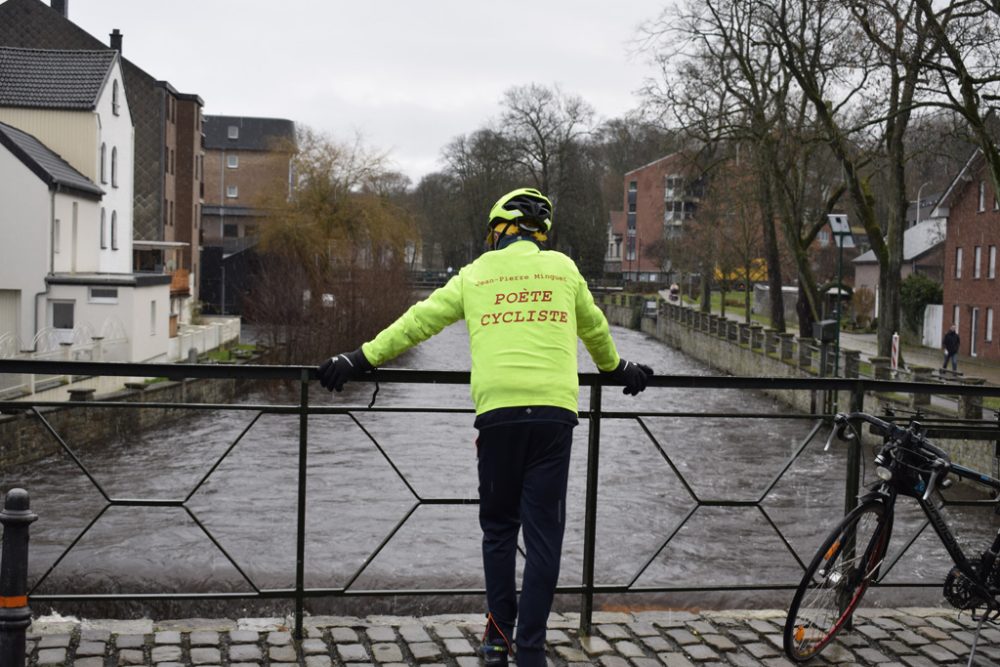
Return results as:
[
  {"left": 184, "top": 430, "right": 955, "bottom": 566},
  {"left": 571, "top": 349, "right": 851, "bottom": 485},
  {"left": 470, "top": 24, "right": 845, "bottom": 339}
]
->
[
  {"left": 109, "top": 28, "right": 123, "bottom": 54},
  {"left": 51, "top": 0, "right": 67, "bottom": 17}
]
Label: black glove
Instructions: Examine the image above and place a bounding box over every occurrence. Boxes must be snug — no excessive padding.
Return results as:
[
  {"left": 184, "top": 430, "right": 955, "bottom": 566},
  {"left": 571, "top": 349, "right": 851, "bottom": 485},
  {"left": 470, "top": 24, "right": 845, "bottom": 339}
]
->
[
  {"left": 601, "top": 359, "right": 654, "bottom": 396},
  {"left": 317, "top": 348, "right": 374, "bottom": 392}
]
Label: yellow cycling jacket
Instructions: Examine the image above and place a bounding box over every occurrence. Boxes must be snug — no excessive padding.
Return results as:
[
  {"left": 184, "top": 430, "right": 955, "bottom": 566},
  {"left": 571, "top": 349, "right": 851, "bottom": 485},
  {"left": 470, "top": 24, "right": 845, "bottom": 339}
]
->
[{"left": 362, "top": 239, "right": 621, "bottom": 414}]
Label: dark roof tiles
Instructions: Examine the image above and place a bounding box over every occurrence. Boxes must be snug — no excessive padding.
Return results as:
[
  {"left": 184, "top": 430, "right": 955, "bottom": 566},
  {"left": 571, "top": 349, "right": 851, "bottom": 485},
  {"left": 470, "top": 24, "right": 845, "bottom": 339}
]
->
[
  {"left": 0, "top": 46, "right": 116, "bottom": 109},
  {"left": 0, "top": 120, "right": 103, "bottom": 197},
  {"left": 204, "top": 115, "right": 296, "bottom": 151}
]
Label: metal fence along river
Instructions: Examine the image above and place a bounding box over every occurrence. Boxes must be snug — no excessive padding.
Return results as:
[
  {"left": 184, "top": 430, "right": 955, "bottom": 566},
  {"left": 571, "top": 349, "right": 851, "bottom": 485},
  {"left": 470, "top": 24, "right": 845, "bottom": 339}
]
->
[{"left": 2, "top": 325, "right": 1000, "bottom": 638}]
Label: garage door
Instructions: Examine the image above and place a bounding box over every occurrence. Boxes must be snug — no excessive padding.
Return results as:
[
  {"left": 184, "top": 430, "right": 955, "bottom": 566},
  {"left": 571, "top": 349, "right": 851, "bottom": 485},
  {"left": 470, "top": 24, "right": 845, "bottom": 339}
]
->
[{"left": 0, "top": 289, "right": 20, "bottom": 343}]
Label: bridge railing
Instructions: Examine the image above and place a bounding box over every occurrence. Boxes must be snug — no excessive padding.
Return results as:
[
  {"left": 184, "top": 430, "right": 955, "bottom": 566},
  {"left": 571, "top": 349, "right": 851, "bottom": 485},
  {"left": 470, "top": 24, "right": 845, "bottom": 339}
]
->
[{"left": 1, "top": 359, "right": 1000, "bottom": 638}]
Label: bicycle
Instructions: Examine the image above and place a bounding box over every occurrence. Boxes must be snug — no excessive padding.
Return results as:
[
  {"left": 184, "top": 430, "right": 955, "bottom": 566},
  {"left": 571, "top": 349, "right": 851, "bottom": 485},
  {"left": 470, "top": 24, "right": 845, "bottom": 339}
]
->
[{"left": 783, "top": 411, "right": 1000, "bottom": 665}]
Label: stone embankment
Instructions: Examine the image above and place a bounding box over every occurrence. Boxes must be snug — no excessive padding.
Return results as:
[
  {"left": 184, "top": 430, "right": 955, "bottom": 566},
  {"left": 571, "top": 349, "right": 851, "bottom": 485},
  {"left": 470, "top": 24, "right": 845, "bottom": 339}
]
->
[
  {"left": 23, "top": 607, "right": 996, "bottom": 666},
  {"left": 599, "top": 294, "right": 998, "bottom": 476}
]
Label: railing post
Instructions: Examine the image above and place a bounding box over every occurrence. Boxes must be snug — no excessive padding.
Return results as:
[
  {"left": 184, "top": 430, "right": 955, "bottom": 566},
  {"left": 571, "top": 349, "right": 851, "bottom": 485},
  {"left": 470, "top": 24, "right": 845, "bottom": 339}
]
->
[
  {"left": 844, "top": 384, "right": 865, "bottom": 516},
  {"left": 294, "top": 369, "right": 309, "bottom": 639},
  {"left": 778, "top": 332, "right": 794, "bottom": 362},
  {"left": 0, "top": 488, "right": 38, "bottom": 667},
  {"left": 958, "top": 377, "right": 986, "bottom": 419},
  {"left": 870, "top": 356, "right": 891, "bottom": 380},
  {"left": 841, "top": 383, "right": 865, "bottom": 628},
  {"left": 909, "top": 367, "right": 932, "bottom": 409},
  {"left": 580, "top": 383, "right": 602, "bottom": 636},
  {"left": 798, "top": 339, "right": 813, "bottom": 370},
  {"left": 843, "top": 350, "right": 860, "bottom": 379}
]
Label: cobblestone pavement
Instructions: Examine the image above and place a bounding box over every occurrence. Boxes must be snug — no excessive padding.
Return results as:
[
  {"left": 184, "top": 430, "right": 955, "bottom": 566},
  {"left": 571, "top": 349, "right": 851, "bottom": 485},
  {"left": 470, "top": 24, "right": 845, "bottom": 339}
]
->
[{"left": 20, "top": 607, "right": 1000, "bottom": 666}]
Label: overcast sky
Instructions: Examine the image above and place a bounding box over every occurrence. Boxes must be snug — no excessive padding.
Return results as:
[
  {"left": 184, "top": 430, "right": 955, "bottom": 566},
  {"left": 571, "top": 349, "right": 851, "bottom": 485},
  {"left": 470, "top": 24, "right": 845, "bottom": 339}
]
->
[{"left": 66, "top": 0, "right": 669, "bottom": 182}]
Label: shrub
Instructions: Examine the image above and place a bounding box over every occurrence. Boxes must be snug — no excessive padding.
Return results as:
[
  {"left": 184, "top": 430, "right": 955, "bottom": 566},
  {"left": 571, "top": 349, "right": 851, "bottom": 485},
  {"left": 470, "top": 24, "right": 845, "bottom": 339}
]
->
[{"left": 900, "top": 273, "right": 943, "bottom": 334}]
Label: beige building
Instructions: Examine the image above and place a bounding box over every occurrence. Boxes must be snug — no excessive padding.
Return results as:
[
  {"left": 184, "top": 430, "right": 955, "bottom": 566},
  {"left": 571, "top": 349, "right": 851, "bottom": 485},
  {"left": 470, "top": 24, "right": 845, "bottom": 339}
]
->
[{"left": 201, "top": 115, "right": 295, "bottom": 247}]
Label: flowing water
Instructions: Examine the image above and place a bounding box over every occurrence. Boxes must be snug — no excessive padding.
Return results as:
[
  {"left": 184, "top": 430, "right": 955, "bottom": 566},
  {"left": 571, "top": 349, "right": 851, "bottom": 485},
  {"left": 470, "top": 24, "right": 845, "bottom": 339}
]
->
[{"left": 2, "top": 323, "right": 996, "bottom": 616}]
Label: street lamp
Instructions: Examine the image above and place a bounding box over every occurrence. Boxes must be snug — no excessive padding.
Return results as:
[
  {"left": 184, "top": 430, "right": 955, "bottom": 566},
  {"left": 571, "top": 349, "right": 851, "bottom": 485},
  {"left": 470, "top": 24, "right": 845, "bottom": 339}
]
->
[
  {"left": 827, "top": 214, "right": 853, "bottom": 377},
  {"left": 914, "top": 181, "right": 930, "bottom": 226}
]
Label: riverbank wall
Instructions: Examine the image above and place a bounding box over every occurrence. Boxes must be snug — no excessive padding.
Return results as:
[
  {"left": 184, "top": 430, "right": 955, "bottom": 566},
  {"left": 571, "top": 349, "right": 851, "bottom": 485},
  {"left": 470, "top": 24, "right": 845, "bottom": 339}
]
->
[
  {"left": 599, "top": 293, "right": 999, "bottom": 477},
  {"left": 0, "top": 375, "right": 244, "bottom": 467}
]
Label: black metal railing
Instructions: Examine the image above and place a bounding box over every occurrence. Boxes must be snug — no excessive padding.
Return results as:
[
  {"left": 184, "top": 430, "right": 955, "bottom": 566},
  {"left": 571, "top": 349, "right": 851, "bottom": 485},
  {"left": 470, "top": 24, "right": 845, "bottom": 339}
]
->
[{"left": 2, "top": 359, "right": 1000, "bottom": 638}]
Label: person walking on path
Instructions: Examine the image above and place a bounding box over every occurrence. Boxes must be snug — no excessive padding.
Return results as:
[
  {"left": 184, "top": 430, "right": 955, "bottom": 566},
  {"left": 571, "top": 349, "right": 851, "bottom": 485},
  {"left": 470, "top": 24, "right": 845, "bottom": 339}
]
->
[
  {"left": 317, "top": 187, "right": 653, "bottom": 667},
  {"left": 942, "top": 324, "right": 960, "bottom": 371}
]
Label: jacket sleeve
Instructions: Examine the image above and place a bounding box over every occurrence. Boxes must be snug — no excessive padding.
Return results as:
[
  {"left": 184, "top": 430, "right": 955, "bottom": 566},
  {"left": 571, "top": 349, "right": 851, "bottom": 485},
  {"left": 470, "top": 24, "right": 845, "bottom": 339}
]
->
[
  {"left": 574, "top": 272, "right": 620, "bottom": 372},
  {"left": 361, "top": 274, "right": 465, "bottom": 366}
]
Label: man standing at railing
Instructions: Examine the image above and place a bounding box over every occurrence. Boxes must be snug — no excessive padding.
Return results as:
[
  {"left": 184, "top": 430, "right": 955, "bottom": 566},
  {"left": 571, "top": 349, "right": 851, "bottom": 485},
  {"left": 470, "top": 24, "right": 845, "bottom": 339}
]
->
[
  {"left": 317, "top": 187, "right": 653, "bottom": 667},
  {"left": 942, "top": 324, "right": 960, "bottom": 371}
]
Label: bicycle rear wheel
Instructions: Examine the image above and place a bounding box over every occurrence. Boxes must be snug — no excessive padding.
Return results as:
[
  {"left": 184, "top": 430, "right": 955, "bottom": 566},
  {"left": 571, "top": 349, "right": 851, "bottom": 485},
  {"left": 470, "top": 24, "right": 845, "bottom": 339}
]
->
[{"left": 784, "top": 499, "right": 890, "bottom": 662}]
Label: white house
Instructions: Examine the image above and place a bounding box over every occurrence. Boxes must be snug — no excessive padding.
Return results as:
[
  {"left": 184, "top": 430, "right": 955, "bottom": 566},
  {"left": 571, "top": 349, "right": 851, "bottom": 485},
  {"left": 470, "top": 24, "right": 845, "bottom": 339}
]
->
[{"left": 0, "top": 47, "right": 170, "bottom": 362}]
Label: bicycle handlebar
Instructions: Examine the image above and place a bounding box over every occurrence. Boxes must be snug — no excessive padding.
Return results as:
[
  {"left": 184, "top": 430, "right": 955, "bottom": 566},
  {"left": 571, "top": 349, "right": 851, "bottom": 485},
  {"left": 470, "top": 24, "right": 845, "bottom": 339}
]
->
[{"left": 834, "top": 411, "right": 951, "bottom": 463}]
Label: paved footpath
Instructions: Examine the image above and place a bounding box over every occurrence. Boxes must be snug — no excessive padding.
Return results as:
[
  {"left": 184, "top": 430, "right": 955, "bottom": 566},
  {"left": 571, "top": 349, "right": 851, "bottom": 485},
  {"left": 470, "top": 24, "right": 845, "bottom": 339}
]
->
[{"left": 21, "top": 607, "right": 1000, "bottom": 666}]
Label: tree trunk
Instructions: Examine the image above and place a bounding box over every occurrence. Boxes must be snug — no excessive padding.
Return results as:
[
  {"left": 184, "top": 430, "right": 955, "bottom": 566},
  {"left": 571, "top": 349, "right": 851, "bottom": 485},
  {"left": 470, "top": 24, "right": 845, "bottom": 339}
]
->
[{"left": 757, "top": 159, "right": 785, "bottom": 331}]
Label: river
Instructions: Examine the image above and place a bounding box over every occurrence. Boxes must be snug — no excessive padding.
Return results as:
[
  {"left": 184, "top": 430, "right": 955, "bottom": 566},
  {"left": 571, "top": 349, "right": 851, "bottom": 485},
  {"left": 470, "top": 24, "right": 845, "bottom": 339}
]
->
[{"left": 3, "top": 323, "right": 996, "bottom": 616}]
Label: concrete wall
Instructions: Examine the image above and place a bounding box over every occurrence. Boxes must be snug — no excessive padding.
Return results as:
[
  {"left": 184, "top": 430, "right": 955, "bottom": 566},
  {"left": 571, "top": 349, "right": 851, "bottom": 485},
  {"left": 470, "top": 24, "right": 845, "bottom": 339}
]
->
[
  {"left": 600, "top": 294, "right": 999, "bottom": 485},
  {"left": 94, "top": 59, "right": 134, "bottom": 274},
  {"left": 0, "top": 145, "right": 50, "bottom": 345},
  {"left": 51, "top": 194, "right": 102, "bottom": 274},
  {"left": 0, "top": 107, "right": 97, "bottom": 181},
  {"left": 0, "top": 376, "right": 239, "bottom": 467}
]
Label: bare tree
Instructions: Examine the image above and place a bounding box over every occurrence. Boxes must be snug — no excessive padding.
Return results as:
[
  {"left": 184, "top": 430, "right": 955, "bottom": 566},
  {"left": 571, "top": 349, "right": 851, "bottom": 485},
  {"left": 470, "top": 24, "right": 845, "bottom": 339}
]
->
[
  {"left": 765, "top": 0, "right": 937, "bottom": 357},
  {"left": 248, "top": 127, "right": 417, "bottom": 362},
  {"left": 643, "top": 0, "right": 830, "bottom": 332},
  {"left": 914, "top": 0, "right": 1000, "bottom": 196}
]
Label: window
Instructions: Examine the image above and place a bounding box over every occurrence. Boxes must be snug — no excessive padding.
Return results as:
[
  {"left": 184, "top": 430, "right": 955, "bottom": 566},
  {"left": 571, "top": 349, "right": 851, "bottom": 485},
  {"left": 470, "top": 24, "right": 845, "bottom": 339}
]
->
[
  {"left": 954, "top": 305, "right": 960, "bottom": 332},
  {"left": 53, "top": 218, "right": 60, "bottom": 253},
  {"left": 228, "top": 125, "right": 239, "bottom": 139},
  {"left": 112, "top": 80, "right": 119, "bottom": 116},
  {"left": 52, "top": 301, "right": 74, "bottom": 329},
  {"left": 990, "top": 246, "right": 997, "bottom": 279},
  {"left": 988, "top": 308, "right": 995, "bottom": 343},
  {"left": 150, "top": 300, "right": 157, "bottom": 336},
  {"left": 223, "top": 224, "right": 239, "bottom": 238},
  {"left": 89, "top": 287, "right": 118, "bottom": 304},
  {"left": 111, "top": 147, "right": 118, "bottom": 187},
  {"left": 100, "top": 209, "right": 107, "bottom": 249},
  {"left": 979, "top": 180, "right": 986, "bottom": 212},
  {"left": 100, "top": 143, "right": 107, "bottom": 183},
  {"left": 163, "top": 197, "right": 169, "bottom": 227},
  {"left": 226, "top": 185, "right": 238, "bottom": 199},
  {"left": 169, "top": 200, "right": 174, "bottom": 226},
  {"left": 170, "top": 148, "right": 175, "bottom": 175},
  {"left": 628, "top": 180, "right": 637, "bottom": 191},
  {"left": 227, "top": 154, "right": 239, "bottom": 169},
  {"left": 955, "top": 247, "right": 963, "bottom": 278},
  {"left": 111, "top": 211, "right": 118, "bottom": 250},
  {"left": 974, "top": 246, "right": 982, "bottom": 278}
]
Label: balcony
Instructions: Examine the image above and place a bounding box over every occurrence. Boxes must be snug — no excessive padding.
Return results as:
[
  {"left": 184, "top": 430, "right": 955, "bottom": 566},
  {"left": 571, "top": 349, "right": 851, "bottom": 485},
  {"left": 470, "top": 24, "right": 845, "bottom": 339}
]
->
[{"left": 170, "top": 268, "right": 190, "bottom": 296}]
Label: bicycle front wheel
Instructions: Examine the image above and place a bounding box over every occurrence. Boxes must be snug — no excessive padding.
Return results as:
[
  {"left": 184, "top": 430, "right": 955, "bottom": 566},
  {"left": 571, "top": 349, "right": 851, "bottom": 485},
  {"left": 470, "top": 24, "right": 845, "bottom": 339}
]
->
[{"left": 784, "top": 499, "right": 890, "bottom": 662}]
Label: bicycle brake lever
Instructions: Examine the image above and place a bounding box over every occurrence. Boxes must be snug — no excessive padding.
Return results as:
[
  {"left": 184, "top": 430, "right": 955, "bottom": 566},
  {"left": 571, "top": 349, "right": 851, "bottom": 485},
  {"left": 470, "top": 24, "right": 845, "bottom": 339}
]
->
[
  {"left": 923, "top": 462, "right": 948, "bottom": 502},
  {"left": 824, "top": 427, "right": 836, "bottom": 452}
]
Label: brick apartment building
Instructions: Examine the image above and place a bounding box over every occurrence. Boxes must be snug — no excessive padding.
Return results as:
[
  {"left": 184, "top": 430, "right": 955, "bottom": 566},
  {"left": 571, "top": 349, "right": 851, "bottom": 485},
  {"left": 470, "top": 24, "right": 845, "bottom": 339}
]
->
[
  {"left": 936, "top": 152, "right": 1000, "bottom": 360},
  {"left": 201, "top": 115, "right": 295, "bottom": 247},
  {"left": 0, "top": 0, "right": 205, "bottom": 312},
  {"left": 199, "top": 116, "right": 295, "bottom": 315},
  {"left": 609, "top": 152, "right": 701, "bottom": 282}
]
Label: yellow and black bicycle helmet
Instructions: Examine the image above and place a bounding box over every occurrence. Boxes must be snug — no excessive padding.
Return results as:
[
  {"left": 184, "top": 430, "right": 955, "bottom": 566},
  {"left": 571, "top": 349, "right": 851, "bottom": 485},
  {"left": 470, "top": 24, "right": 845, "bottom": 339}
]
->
[{"left": 488, "top": 187, "right": 553, "bottom": 233}]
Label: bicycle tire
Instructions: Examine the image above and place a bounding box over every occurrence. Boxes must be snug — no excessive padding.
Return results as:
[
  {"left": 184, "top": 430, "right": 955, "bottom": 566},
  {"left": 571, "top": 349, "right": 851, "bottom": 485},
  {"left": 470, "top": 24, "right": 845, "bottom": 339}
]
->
[{"left": 784, "top": 499, "right": 890, "bottom": 662}]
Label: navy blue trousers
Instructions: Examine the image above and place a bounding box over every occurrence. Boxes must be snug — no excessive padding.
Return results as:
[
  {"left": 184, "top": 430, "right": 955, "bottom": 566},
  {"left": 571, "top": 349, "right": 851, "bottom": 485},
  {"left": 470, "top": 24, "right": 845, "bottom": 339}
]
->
[{"left": 477, "top": 421, "right": 574, "bottom": 666}]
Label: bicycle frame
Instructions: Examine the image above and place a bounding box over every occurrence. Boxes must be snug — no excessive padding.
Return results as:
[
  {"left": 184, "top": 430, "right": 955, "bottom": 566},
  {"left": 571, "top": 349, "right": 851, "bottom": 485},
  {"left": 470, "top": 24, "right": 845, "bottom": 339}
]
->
[{"left": 868, "top": 459, "right": 1000, "bottom": 599}]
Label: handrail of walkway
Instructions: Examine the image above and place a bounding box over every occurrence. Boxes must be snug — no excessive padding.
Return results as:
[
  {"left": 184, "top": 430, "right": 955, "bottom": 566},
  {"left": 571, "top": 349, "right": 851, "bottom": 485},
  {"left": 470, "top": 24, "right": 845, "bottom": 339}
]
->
[{"left": 2, "top": 359, "right": 1000, "bottom": 639}]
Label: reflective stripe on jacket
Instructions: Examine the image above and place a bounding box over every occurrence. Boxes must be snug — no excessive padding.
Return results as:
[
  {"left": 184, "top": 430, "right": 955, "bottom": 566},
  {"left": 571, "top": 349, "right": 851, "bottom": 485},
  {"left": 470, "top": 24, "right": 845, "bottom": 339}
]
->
[{"left": 362, "top": 239, "right": 620, "bottom": 414}]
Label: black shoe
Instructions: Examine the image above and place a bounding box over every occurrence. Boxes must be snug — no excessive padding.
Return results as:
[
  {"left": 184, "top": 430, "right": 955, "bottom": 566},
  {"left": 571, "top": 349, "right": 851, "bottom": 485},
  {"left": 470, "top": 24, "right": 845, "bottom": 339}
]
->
[{"left": 477, "top": 639, "right": 509, "bottom": 666}]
